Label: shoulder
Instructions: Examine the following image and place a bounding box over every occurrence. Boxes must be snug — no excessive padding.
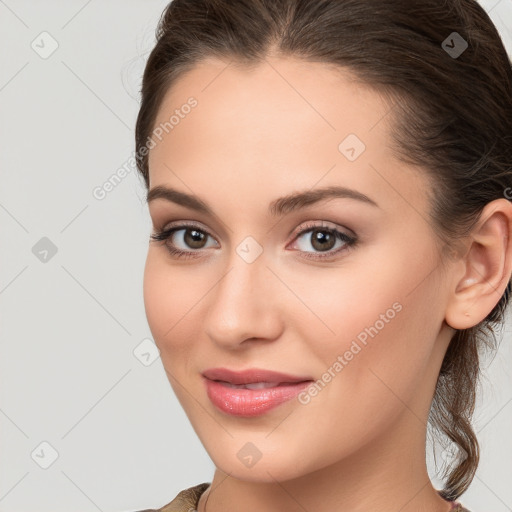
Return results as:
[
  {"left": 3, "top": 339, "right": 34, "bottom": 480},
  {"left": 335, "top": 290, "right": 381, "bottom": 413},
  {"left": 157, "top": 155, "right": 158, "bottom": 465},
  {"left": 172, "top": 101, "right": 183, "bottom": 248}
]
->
[{"left": 131, "top": 482, "right": 211, "bottom": 512}]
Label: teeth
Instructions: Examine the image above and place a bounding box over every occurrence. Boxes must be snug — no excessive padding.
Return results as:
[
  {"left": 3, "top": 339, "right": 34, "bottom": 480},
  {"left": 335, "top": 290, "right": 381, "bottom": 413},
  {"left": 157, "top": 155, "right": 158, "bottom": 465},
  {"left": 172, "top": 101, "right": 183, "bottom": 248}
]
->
[
  {"left": 221, "top": 381, "right": 281, "bottom": 389},
  {"left": 245, "top": 382, "right": 280, "bottom": 390}
]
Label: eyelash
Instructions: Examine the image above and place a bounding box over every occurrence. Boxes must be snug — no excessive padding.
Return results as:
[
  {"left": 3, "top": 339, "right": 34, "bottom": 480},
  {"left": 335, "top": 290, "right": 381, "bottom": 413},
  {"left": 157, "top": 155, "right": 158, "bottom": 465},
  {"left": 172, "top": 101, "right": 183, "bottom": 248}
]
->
[{"left": 149, "top": 220, "right": 358, "bottom": 261}]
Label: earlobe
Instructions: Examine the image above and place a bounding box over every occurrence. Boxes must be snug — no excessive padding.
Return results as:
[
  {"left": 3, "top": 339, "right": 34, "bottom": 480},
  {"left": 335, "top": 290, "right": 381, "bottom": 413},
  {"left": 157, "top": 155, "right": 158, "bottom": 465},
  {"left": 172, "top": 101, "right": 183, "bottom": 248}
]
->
[{"left": 444, "top": 198, "right": 512, "bottom": 330}]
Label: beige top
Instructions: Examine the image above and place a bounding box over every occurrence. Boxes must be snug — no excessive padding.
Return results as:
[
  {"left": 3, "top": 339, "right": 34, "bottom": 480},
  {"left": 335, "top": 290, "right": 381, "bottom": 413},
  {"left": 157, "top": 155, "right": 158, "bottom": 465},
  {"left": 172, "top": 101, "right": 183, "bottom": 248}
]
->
[
  {"left": 134, "top": 482, "right": 210, "bottom": 512},
  {"left": 133, "top": 482, "right": 472, "bottom": 511}
]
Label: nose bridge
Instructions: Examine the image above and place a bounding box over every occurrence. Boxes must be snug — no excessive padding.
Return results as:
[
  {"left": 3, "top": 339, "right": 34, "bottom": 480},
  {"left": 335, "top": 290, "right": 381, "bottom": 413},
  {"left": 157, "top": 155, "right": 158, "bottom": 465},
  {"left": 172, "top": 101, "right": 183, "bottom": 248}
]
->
[
  {"left": 218, "top": 233, "right": 269, "bottom": 301},
  {"left": 203, "top": 238, "right": 282, "bottom": 345}
]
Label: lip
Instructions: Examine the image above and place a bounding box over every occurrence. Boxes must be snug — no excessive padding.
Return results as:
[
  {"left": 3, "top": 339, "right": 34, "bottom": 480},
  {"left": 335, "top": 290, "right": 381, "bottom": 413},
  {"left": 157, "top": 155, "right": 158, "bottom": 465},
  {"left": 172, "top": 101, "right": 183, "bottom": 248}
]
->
[
  {"left": 202, "top": 367, "right": 314, "bottom": 417},
  {"left": 202, "top": 367, "right": 313, "bottom": 385}
]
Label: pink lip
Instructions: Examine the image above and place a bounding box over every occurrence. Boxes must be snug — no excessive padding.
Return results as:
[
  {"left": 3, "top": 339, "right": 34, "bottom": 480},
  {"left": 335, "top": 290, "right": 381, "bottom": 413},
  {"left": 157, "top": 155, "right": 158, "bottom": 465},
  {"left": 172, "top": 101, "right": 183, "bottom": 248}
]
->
[
  {"left": 202, "top": 367, "right": 314, "bottom": 417},
  {"left": 202, "top": 367, "right": 313, "bottom": 385}
]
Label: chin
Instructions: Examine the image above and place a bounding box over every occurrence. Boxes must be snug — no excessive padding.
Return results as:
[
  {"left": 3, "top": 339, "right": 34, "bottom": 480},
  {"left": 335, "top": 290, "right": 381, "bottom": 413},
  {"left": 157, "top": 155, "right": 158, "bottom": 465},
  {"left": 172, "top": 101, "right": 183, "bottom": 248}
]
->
[{"left": 200, "top": 436, "right": 315, "bottom": 482}]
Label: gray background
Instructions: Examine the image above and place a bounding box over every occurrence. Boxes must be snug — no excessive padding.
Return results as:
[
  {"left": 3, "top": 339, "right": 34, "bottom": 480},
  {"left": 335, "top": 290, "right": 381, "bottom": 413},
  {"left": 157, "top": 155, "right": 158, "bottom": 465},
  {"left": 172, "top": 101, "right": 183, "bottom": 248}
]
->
[{"left": 0, "top": 1, "right": 511, "bottom": 511}]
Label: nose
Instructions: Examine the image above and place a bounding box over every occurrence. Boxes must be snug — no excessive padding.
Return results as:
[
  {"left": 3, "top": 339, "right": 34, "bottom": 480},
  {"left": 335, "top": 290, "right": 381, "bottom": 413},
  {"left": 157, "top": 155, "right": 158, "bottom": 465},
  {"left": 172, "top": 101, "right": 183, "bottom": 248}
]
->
[{"left": 202, "top": 247, "right": 284, "bottom": 350}]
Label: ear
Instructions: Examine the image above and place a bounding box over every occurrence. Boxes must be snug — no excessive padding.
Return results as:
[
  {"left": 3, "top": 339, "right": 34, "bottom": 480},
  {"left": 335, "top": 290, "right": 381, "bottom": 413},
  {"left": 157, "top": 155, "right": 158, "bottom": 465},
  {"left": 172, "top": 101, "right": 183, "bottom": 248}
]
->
[{"left": 445, "top": 198, "right": 512, "bottom": 330}]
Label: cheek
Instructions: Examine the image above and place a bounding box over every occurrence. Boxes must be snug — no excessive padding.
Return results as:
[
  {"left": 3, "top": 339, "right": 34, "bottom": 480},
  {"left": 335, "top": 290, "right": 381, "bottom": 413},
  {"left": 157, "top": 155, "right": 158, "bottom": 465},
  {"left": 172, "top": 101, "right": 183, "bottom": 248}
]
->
[
  {"left": 143, "top": 253, "right": 170, "bottom": 342},
  {"left": 142, "top": 252, "right": 206, "bottom": 406},
  {"left": 285, "top": 293, "right": 431, "bottom": 464},
  {"left": 297, "top": 239, "right": 440, "bottom": 408},
  {"left": 142, "top": 250, "right": 202, "bottom": 353}
]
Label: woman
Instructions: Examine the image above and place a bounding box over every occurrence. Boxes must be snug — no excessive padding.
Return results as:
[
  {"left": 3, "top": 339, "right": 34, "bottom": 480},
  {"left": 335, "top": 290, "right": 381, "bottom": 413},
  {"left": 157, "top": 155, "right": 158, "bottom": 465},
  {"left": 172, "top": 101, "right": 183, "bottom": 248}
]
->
[{"left": 132, "top": 0, "right": 512, "bottom": 510}]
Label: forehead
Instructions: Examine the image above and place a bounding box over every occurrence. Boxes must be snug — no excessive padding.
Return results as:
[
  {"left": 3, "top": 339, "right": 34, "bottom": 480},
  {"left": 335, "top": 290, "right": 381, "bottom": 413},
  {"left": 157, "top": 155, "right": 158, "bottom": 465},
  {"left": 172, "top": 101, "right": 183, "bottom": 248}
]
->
[
  {"left": 150, "top": 56, "right": 392, "bottom": 149},
  {"left": 147, "top": 56, "right": 430, "bottom": 215}
]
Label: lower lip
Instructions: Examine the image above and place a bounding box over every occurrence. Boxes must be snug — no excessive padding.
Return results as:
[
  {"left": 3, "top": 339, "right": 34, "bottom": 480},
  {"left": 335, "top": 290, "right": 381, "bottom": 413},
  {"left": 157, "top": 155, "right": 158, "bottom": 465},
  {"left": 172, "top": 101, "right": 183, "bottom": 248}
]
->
[{"left": 203, "top": 377, "right": 312, "bottom": 417}]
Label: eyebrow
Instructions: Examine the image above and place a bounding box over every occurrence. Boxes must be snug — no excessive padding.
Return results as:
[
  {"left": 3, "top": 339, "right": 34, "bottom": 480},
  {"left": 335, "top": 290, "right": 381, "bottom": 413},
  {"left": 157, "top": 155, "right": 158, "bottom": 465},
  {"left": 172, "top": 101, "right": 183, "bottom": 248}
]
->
[{"left": 146, "top": 184, "right": 379, "bottom": 216}]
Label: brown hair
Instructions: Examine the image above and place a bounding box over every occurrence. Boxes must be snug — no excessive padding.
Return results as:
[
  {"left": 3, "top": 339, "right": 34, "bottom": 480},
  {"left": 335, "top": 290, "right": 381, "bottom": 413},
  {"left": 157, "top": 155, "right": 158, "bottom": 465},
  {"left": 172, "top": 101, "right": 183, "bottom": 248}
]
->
[{"left": 135, "top": 0, "right": 512, "bottom": 500}]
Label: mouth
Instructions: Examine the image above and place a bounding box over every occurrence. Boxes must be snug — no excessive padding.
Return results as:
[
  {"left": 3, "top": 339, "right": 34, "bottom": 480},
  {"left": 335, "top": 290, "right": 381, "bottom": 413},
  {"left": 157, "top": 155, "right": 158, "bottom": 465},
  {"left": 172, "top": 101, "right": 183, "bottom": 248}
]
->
[
  {"left": 201, "top": 370, "right": 314, "bottom": 417},
  {"left": 214, "top": 380, "right": 305, "bottom": 389},
  {"left": 201, "top": 367, "right": 313, "bottom": 386}
]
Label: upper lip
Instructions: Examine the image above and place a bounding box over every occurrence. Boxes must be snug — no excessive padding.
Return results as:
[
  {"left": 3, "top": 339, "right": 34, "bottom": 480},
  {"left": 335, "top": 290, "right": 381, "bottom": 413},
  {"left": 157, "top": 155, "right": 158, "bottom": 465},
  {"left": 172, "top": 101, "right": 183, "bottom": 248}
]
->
[{"left": 202, "top": 367, "right": 314, "bottom": 385}]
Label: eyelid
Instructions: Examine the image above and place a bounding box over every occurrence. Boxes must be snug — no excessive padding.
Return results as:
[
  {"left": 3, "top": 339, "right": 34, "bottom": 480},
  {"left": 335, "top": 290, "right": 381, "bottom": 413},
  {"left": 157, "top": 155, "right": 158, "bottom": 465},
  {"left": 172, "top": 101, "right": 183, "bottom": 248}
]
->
[
  {"left": 158, "top": 219, "right": 352, "bottom": 246},
  {"left": 151, "top": 206, "right": 230, "bottom": 241},
  {"left": 288, "top": 219, "right": 354, "bottom": 241},
  {"left": 162, "top": 220, "right": 219, "bottom": 242}
]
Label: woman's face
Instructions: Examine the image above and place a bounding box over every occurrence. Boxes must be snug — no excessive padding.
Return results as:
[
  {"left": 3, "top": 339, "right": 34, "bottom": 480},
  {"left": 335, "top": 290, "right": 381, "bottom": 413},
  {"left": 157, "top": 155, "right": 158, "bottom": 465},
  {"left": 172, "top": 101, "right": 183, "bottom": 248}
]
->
[{"left": 144, "top": 57, "right": 455, "bottom": 481}]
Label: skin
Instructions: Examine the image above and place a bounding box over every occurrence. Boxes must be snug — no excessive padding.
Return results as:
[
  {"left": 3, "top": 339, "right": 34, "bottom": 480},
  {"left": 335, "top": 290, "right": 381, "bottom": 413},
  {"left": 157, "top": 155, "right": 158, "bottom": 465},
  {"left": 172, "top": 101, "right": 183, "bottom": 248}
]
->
[{"left": 143, "top": 56, "right": 512, "bottom": 512}]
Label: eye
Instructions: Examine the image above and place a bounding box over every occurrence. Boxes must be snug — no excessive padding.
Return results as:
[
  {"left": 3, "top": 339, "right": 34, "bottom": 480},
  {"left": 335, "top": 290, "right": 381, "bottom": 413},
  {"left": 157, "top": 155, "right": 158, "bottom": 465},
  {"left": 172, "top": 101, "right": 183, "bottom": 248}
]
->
[
  {"left": 150, "top": 222, "right": 218, "bottom": 259},
  {"left": 150, "top": 220, "right": 357, "bottom": 261},
  {"left": 287, "top": 220, "right": 357, "bottom": 260}
]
